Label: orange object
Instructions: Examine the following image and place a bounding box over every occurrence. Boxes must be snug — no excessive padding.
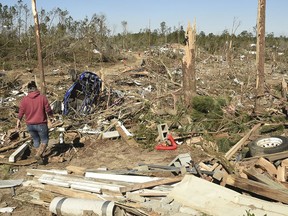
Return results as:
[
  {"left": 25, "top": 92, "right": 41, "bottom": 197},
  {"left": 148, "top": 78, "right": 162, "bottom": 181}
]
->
[{"left": 155, "top": 134, "right": 177, "bottom": 150}]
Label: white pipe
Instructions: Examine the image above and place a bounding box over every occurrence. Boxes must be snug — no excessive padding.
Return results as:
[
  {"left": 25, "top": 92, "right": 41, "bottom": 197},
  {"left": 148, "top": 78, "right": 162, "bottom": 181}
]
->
[{"left": 49, "top": 197, "right": 115, "bottom": 216}]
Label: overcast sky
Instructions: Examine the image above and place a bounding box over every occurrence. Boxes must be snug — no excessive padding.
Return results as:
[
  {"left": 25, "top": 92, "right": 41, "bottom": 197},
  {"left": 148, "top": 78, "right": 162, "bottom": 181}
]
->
[{"left": 2, "top": 0, "right": 287, "bottom": 36}]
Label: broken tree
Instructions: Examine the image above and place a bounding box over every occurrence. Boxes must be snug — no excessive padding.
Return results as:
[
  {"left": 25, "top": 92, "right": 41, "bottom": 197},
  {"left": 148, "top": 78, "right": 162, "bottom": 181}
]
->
[
  {"left": 255, "top": 0, "right": 266, "bottom": 111},
  {"left": 182, "top": 21, "right": 196, "bottom": 106},
  {"left": 31, "top": 0, "right": 46, "bottom": 94}
]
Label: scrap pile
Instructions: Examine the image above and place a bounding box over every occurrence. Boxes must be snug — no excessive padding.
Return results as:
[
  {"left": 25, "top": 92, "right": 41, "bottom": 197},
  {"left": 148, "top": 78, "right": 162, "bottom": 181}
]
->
[
  {"left": 9, "top": 148, "right": 288, "bottom": 216},
  {"left": 1, "top": 51, "right": 288, "bottom": 215},
  {"left": 1, "top": 109, "right": 288, "bottom": 215}
]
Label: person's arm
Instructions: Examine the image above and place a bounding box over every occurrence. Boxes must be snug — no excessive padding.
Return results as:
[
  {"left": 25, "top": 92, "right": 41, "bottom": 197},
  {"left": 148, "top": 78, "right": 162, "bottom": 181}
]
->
[
  {"left": 47, "top": 116, "right": 53, "bottom": 128},
  {"left": 44, "top": 96, "right": 54, "bottom": 128},
  {"left": 16, "top": 118, "right": 21, "bottom": 129},
  {"left": 44, "top": 96, "right": 54, "bottom": 118}
]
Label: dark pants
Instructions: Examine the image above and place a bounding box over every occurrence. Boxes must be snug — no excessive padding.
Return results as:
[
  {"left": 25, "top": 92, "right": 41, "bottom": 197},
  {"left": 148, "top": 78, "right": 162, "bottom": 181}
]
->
[{"left": 27, "top": 124, "right": 49, "bottom": 148}]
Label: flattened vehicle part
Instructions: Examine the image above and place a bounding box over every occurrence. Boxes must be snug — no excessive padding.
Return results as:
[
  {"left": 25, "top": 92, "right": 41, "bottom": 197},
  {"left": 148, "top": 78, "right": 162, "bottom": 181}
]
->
[{"left": 63, "top": 71, "right": 102, "bottom": 115}]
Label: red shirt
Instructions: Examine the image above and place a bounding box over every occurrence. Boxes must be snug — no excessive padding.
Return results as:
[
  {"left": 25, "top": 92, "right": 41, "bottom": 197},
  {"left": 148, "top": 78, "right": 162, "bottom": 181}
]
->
[{"left": 18, "top": 90, "right": 53, "bottom": 125}]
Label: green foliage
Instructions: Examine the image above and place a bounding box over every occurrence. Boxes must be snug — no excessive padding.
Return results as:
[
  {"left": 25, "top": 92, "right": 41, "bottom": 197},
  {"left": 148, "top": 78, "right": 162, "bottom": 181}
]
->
[
  {"left": 244, "top": 210, "right": 255, "bottom": 216},
  {"left": 190, "top": 96, "right": 225, "bottom": 130},
  {"left": 192, "top": 96, "right": 226, "bottom": 117},
  {"left": 260, "top": 124, "right": 284, "bottom": 135},
  {"left": 192, "top": 96, "right": 226, "bottom": 121},
  {"left": 244, "top": 209, "right": 267, "bottom": 216},
  {"left": 216, "top": 97, "right": 227, "bottom": 107},
  {"left": 134, "top": 123, "right": 157, "bottom": 150},
  {"left": 192, "top": 96, "right": 215, "bottom": 114},
  {"left": 216, "top": 134, "right": 241, "bottom": 153},
  {"left": 216, "top": 138, "right": 231, "bottom": 152},
  {"left": 2, "top": 62, "right": 12, "bottom": 70}
]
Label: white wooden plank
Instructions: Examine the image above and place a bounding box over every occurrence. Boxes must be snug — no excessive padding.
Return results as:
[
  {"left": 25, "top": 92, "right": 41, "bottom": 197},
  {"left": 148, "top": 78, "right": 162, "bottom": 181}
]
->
[
  {"left": 9, "top": 142, "right": 28, "bottom": 162},
  {"left": 117, "top": 121, "right": 133, "bottom": 136},
  {"left": 85, "top": 172, "right": 161, "bottom": 183},
  {"left": 37, "top": 174, "right": 122, "bottom": 193},
  {"left": 70, "top": 184, "right": 102, "bottom": 193},
  {"left": 102, "top": 131, "right": 120, "bottom": 139},
  {"left": 41, "top": 173, "right": 124, "bottom": 189},
  {"left": 38, "top": 174, "right": 70, "bottom": 187},
  {"left": 26, "top": 169, "right": 68, "bottom": 177}
]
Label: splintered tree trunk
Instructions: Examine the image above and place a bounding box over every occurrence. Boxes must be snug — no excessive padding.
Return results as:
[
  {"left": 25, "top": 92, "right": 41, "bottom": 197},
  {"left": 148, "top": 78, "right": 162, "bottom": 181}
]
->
[
  {"left": 256, "top": 0, "right": 266, "bottom": 98},
  {"left": 182, "top": 21, "right": 196, "bottom": 106},
  {"left": 227, "top": 40, "right": 233, "bottom": 66},
  {"left": 31, "top": 0, "right": 46, "bottom": 94}
]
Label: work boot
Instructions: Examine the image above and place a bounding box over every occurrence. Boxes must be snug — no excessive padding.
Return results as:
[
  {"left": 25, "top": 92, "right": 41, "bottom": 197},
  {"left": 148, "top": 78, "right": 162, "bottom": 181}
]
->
[{"left": 34, "top": 143, "right": 47, "bottom": 165}]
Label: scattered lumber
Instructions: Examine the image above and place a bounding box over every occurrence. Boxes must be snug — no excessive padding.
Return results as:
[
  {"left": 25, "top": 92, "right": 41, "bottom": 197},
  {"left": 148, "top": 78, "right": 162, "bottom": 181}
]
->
[
  {"left": 277, "top": 165, "right": 286, "bottom": 182},
  {"left": 225, "top": 123, "right": 261, "bottom": 160},
  {"left": 243, "top": 167, "right": 286, "bottom": 189},
  {"left": 27, "top": 168, "right": 68, "bottom": 177},
  {"left": 44, "top": 184, "right": 101, "bottom": 200},
  {"left": 0, "top": 137, "right": 30, "bottom": 153},
  {"left": 115, "top": 202, "right": 149, "bottom": 216},
  {"left": 261, "top": 150, "right": 288, "bottom": 162},
  {"left": 8, "top": 142, "right": 29, "bottom": 162},
  {"left": 66, "top": 165, "right": 87, "bottom": 176},
  {"left": 226, "top": 175, "right": 288, "bottom": 204},
  {"left": 0, "top": 158, "right": 36, "bottom": 166},
  {"left": 242, "top": 150, "right": 288, "bottom": 162},
  {"left": 115, "top": 122, "right": 139, "bottom": 147},
  {"left": 85, "top": 172, "right": 161, "bottom": 183},
  {"left": 120, "top": 176, "right": 183, "bottom": 193},
  {"left": 255, "top": 157, "right": 277, "bottom": 177},
  {"left": 137, "top": 163, "right": 214, "bottom": 176}
]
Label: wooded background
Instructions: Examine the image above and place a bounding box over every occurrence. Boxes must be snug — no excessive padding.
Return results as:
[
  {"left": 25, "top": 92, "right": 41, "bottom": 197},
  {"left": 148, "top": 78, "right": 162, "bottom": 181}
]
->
[{"left": 0, "top": 1, "right": 287, "bottom": 70}]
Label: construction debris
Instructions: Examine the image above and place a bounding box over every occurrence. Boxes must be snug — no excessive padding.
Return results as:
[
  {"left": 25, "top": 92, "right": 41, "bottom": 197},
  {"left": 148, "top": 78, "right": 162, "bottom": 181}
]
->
[{"left": 1, "top": 40, "right": 288, "bottom": 216}]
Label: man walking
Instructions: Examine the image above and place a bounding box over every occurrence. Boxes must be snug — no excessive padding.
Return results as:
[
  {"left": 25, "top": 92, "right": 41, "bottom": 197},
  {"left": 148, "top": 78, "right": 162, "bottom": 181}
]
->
[{"left": 16, "top": 81, "right": 53, "bottom": 164}]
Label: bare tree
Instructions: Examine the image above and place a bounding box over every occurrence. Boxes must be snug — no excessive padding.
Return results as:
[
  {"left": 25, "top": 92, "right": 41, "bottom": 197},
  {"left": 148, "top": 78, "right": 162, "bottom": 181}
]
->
[
  {"left": 31, "top": 0, "right": 45, "bottom": 94},
  {"left": 227, "top": 17, "right": 241, "bottom": 65},
  {"left": 182, "top": 21, "right": 196, "bottom": 106},
  {"left": 160, "top": 21, "right": 167, "bottom": 43},
  {"left": 255, "top": 0, "right": 266, "bottom": 97},
  {"left": 253, "top": 0, "right": 266, "bottom": 114},
  {"left": 121, "top": 20, "right": 127, "bottom": 49}
]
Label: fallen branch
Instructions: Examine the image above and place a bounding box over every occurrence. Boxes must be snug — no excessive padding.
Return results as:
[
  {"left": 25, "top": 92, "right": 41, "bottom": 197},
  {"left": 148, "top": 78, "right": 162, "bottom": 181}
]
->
[{"left": 0, "top": 137, "right": 30, "bottom": 153}]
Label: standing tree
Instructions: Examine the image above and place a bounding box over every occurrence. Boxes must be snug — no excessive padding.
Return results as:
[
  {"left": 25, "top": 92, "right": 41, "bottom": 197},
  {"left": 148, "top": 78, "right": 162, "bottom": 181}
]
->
[
  {"left": 160, "top": 21, "right": 167, "bottom": 43},
  {"left": 182, "top": 21, "right": 196, "bottom": 106},
  {"left": 121, "top": 20, "right": 127, "bottom": 50},
  {"left": 31, "top": 0, "right": 45, "bottom": 94},
  {"left": 256, "top": 0, "right": 266, "bottom": 97}
]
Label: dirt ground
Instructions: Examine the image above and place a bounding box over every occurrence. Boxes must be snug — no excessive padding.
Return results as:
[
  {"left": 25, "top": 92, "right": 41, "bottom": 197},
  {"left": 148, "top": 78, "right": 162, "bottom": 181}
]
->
[{"left": 1, "top": 50, "right": 287, "bottom": 215}]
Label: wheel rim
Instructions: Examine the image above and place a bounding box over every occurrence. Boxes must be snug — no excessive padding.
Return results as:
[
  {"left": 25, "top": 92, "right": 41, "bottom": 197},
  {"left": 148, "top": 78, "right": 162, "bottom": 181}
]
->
[{"left": 256, "top": 137, "right": 282, "bottom": 148}]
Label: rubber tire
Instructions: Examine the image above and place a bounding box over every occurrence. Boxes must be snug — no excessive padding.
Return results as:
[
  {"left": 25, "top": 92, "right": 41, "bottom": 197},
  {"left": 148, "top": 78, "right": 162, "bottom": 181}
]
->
[{"left": 248, "top": 136, "right": 288, "bottom": 157}]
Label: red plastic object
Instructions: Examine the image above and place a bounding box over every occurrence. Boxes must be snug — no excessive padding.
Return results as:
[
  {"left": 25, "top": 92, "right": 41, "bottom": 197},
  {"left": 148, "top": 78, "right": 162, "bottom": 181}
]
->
[{"left": 155, "top": 134, "right": 177, "bottom": 150}]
